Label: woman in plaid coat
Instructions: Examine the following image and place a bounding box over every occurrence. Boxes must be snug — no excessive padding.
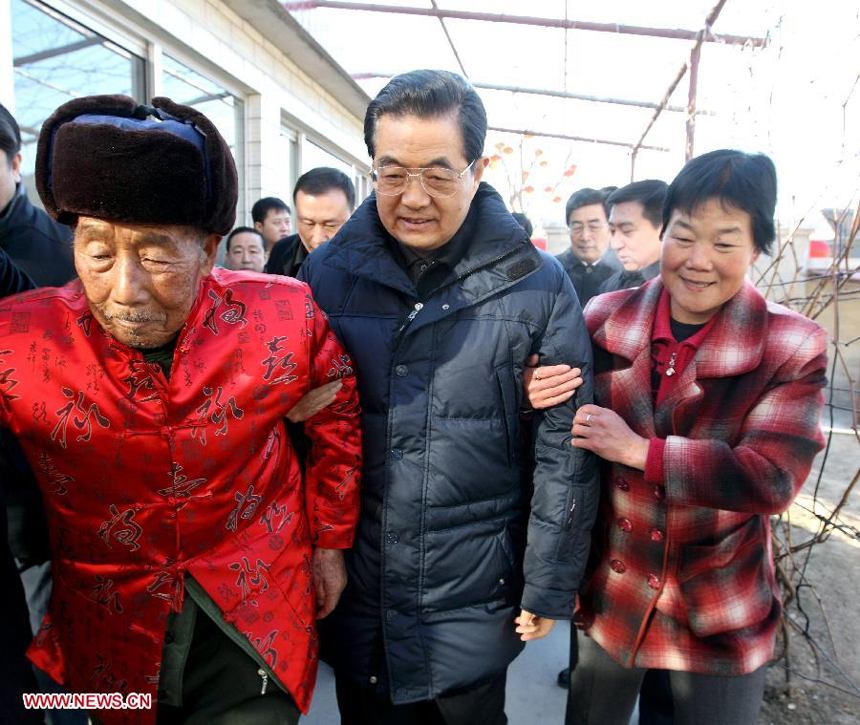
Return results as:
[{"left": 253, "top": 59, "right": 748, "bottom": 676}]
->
[{"left": 529, "top": 150, "right": 827, "bottom": 724}]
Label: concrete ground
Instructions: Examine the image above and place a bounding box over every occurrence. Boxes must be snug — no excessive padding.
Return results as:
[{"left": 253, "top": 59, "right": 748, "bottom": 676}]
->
[{"left": 303, "top": 621, "right": 633, "bottom": 724}]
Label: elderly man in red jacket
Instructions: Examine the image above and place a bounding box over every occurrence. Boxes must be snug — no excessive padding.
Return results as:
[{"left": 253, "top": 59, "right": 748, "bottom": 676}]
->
[{"left": 0, "top": 95, "right": 361, "bottom": 724}]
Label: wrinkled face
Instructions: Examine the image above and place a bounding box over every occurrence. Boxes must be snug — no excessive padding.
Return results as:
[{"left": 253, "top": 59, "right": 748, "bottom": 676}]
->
[
  {"left": 609, "top": 201, "right": 663, "bottom": 272},
  {"left": 255, "top": 209, "right": 291, "bottom": 248},
  {"left": 568, "top": 203, "right": 610, "bottom": 264},
  {"left": 225, "top": 231, "right": 265, "bottom": 272},
  {"left": 661, "top": 199, "right": 759, "bottom": 325},
  {"left": 0, "top": 149, "right": 22, "bottom": 212},
  {"left": 75, "top": 217, "right": 219, "bottom": 348},
  {"left": 373, "top": 113, "right": 485, "bottom": 254},
  {"left": 296, "top": 188, "right": 352, "bottom": 253}
]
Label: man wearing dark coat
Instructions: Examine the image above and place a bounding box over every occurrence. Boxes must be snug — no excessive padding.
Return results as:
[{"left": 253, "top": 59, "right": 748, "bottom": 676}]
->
[
  {"left": 596, "top": 180, "right": 667, "bottom": 297},
  {"left": 555, "top": 187, "right": 621, "bottom": 307},
  {"left": 0, "top": 104, "right": 75, "bottom": 287},
  {"left": 265, "top": 167, "right": 355, "bottom": 278},
  {"left": 301, "top": 70, "right": 599, "bottom": 724}
]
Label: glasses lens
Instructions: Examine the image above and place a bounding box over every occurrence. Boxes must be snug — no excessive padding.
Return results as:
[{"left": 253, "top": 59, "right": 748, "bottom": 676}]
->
[
  {"left": 420, "top": 168, "right": 459, "bottom": 197},
  {"left": 373, "top": 166, "right": 409, "bottom": 195}
]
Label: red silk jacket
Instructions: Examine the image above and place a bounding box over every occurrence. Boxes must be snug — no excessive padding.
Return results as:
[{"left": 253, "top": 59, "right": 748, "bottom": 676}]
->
[
  {"left": 0, "top": 269, "right": 361, "bottom": 722},
  {"left": 579, "top": 279, "right": 826, "bottom": 675}
]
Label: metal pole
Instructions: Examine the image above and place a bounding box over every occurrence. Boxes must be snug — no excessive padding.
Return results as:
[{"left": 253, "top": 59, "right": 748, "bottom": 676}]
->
[
  {"left": 488, "top": 126, "right": 668, "bottom": 152},
  {"left": 686, "top": 42, "right": 702, "bottom": 161},
  {"left": 283, "top": 1, "right": 766, "bottom": 46},
  {"left": 630, "top": 0, "right": 730, "bottom": 156},
  {"left": 429, "top": 0, "right": 468, "bottom": 78},
  {"left": 351, "top": 73, "right": 713, "bottom": 114}
]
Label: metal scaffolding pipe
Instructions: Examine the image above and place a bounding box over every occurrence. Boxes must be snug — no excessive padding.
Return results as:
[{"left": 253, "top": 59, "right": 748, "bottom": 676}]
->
[
  {"left": 631, "top": 0, "right": 729, "bottom": 156},
  {"left": 488, "top": 126, "right": 669, "bottom": 152},
  {"left": 686, "top": 43, "right": 702, "bottom": 161},
  {"left": 283, "top": 1, "right": 766, "bottom": 46},
  {"left": 351, "top": 73, "right": 714, "bottom": 115},
  {"left": 429, "top": 0, "right": 468, "bottom": 79}
]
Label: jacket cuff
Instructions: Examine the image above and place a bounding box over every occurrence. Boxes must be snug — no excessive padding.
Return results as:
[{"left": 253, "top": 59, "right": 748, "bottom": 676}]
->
[
  {"left": 644, "top": 438, "right": 666, "bottom": 484},
  {"left": 313, "top": 530, "right": 356, "bottom": 550},
  {"left": 520, "top": 583, "right": 576, "bottom": 620}
]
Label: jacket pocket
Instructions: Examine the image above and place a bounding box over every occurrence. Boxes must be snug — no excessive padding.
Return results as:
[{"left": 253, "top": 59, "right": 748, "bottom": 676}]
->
[
  {"left": 494, "top": 367, "right": 520, "bottom": 467},
  {"left": 677, "top": 516, "right": 776, "bottom": 638}
]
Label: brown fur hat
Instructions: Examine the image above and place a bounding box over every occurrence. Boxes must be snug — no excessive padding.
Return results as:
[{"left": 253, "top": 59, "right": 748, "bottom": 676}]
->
[{"left": 36, "top": 94, "right": 237, "bottom": 235}]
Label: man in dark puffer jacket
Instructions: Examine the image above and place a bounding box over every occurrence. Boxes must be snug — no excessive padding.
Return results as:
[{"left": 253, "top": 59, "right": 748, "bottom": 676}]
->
[{"left": 301, "top": 70, "right": 599, "bottom": 724}]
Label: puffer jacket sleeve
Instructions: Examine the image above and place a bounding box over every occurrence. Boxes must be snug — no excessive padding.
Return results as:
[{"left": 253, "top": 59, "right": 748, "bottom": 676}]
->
[
  {"left": 301, "top": 288, "right": 362, "bottom": 549},
  {"left": 521, "top": 267, "right": 600, "bottom": 619}
]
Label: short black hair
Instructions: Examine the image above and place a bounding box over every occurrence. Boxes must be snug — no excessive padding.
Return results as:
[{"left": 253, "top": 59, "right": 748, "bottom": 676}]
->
[
  {"left": 225, "top": 226, "right": 263, "bottom": 252},
  {"left": 600, "top": 185, "right": 619, "bottom": 196},
  {"left": 251, "top": 197, "right": 291, "bottom": 224},
  {"left": 564, "top": 188, "right": 609, "bottom": 226},
  {"left": 0, "top": 103, "right": 22, "bottom": 162},
  {"left": 608, "top": 180, "right": 668, "bottom": 229},
  {"left": 364, "top": 70, "right": 487, "bottom": 163},
  {"left": 511, "top": 212, "right": 533, "bottom": 238},
  {"left": 662, "top": 149, "right": 777, "bottom": 255},
  {"left": 293, "top": 167, "right": 356, "bottom": 211}
]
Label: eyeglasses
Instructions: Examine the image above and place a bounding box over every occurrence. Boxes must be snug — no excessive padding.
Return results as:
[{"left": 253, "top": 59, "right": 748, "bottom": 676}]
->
[
  {"left": 371, "top": 160, "right": 476, "bottom": 199},
  {"left": 569, "top": 221, "right": 608, "bottom": 236}
]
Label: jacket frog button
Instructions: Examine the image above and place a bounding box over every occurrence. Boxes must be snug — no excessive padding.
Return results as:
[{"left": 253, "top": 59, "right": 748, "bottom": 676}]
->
[
  {"left": 610, "top": 559, "right": 626, "bottom": 574},
  {"left": 649, "top": 528, "right": 664, "bottom": 543},
  {"left": 653, "top": 485, "right": 666, "bottom": 500},
  {"left": 617, "top": 517, "right": 632, "bottom": 533},
  {"left": 616, "top": 479, "right": 630, "bottom": 492},
  {"left": 647, "top": 574, "right": 661, "bottom": 590}
]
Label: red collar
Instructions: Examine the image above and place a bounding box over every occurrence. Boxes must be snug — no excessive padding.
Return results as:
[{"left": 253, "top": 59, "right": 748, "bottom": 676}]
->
[{"left": 652, "top": 286, "right": 719, "bottom": 349}]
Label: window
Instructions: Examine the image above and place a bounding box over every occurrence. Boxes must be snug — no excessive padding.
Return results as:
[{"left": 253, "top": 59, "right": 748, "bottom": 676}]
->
[
  {"left": 11, "top": 0, "right": 145, "bottom": 204},
  {"left": 161, "top": 54, "right": 245, "bottom": 227}
]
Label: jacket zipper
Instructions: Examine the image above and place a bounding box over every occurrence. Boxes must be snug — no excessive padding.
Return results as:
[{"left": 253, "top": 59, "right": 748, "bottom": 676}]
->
[
  {"left": 566, "top": 495, "right": 577, "bottom": 529},
  {"left": 258, "top": 668, "right": 268, "bottom": 695},
  {"left": 397, "top": 302, "right": 424, "bottom": 335}
]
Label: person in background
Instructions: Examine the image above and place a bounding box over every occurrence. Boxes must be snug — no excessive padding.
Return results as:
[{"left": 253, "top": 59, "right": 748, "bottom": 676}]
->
[
  {"left": 0, "top": 93, "right": 361, "bottom": 725},
  {"left": 0, "top": 102, "right": 81, "bottom": 724},
  {"left": 597, "top": 180, "right": 668, "bottom": 296},
  {"left": 556, "top": 188, "right": 621, "bottom": 307},
  {"left": 266, "top": 167, "right": 355, "bottom": 278},
  {"left": 526, "top": 150, "right": 827, "bottom": 725},
  {"left": 0, "top": 103, "right": 75, "bottom": 287},
  {"left": 0, "top": 247, "right": 40, "bottom": 724},
  {"left": 252, "top": 196, "right": 292, "bottom": 254},
  {"left": 223, "top": 226, "right": 266, "bottom": 273},
  {"left": 301, "top": 69, "right": 599, "bottom": 725},
  {"left": 511, "top": 211, "right": 533, "bottom": 239}
]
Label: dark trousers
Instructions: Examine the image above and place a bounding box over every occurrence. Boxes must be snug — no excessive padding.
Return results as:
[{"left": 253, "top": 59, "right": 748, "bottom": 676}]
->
[
  {"left": 565, "top": 635, "right": 767, "bottom": 725},
  {"left": 154, "top": 607, "right": 299, "bottom": 725},
  {"left": 334, "top": 670, "right": 508, "bottom": 725}
]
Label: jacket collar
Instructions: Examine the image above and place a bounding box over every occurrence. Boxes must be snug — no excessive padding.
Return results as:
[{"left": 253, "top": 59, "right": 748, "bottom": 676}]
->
[
  {"left": 323, "top": 183, "right": 541, "bottom": 298},
  {"left": 593, "top": 277, "right": 769, "bottom": 379},
  {"left": 0, "top": 183, "right": 33, "bottom": 232}
]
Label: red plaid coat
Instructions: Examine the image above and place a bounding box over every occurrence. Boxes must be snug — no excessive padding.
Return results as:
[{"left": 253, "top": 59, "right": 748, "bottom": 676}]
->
[
  {"left": 578, "top": 278, "right": 827, "bottom": 675},
  {"left": 0, "top": 269, "right": 361, "bottom": 723}
]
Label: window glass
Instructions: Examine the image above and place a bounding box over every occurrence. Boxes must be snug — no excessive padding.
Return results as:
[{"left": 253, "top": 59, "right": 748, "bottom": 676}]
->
[
  {"left": 161, "top": 54, "right": 245, "bottom": 236},
  {"left": 11, "top": 0, "right": 145, "bottom": 202}
]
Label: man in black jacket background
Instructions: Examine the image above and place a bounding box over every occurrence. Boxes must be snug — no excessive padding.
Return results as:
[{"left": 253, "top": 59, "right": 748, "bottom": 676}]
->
[
  {"left": 301, "top": 70, "right": 599, "bottom": 725},
  {"left": 265, "top": 167, "right": 355, "bottom": 278},
  {"left": 0, "top": 104, "right": 75, "bottom": 287}
]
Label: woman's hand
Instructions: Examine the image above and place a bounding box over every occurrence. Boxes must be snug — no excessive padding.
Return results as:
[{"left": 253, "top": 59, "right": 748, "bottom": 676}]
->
[
  {"left": 523, "top": 354, "right": 583, "bottom": 410},
  {"left": 572, "top": 404, "right": 649, "bottom": 470}
]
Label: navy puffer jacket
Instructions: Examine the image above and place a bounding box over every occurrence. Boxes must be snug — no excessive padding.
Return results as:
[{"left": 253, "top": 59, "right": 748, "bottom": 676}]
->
[{"left": 302, "top": 184, "right": 599, "bottom": 704}]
